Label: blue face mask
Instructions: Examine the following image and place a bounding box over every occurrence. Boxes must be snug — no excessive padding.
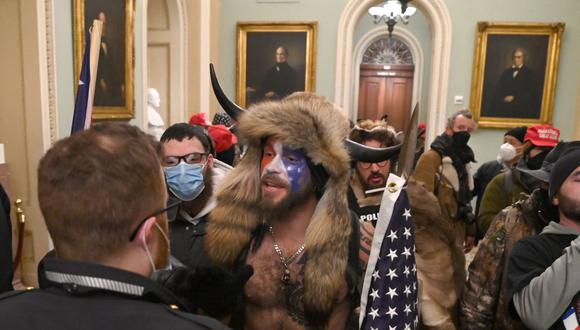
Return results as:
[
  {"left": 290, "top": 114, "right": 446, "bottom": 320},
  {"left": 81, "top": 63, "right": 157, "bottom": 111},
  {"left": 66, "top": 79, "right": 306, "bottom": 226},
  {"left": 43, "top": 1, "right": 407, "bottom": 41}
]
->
[{"left": 163, "top": 162, "right": 205, "bottom": 201}]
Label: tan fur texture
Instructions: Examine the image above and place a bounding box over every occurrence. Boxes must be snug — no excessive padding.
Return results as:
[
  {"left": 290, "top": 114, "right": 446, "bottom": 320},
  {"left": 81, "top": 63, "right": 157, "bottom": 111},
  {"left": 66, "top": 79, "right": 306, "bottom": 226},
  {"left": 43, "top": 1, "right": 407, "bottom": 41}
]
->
[
  {"left": 406, "top": 177, "right": 466, "bottom": 327},
  {"left": 440, "top": 156, "right": 475, "bottom": 193},
  {"left": 350, "top": 119, "right": 398, "bottom": 147},
  {"left": 206, "top": 92, "right": 352, "bottom": 323}
]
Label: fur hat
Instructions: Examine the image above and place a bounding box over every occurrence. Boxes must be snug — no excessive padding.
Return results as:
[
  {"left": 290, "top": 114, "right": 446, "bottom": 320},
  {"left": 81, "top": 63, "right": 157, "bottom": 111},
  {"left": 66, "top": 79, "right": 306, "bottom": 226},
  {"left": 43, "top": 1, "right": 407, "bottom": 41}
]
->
[
  {"left": 206, "top": 92, "right": 352, "bottom": 323},
  {"left": 350, "top": 119, "right": 398, "bottom": 147}
]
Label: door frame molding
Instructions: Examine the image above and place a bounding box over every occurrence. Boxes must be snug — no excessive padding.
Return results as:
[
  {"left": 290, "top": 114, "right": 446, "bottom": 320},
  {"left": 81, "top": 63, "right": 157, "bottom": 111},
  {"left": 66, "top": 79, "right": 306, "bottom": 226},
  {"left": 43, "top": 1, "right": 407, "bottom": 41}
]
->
[
  {"left": 42, "top": 0, "right": 58, "bottom": 143},
  {"left": 144, "top": 0, "right": 188, "bottom": 127},
  {"left": 335, "top": 0, "right": 453, "bottom": 143},
  {"left": 352, "top": 26, "right": 423, "bottom": 123}
]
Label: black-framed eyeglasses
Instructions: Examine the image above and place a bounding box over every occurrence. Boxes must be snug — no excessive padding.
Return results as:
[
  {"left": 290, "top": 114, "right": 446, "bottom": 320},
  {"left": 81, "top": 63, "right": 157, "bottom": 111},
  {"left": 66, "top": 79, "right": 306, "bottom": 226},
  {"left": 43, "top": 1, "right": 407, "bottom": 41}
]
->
[
  {"left": 162, "top": 152, "right": 208, "bottom": 167},
  {"left": 128, "top": 200, "right": 181, "bottom": 241},
  {"left": 359, "top": 160, "right": 389, "bottom": 169}
]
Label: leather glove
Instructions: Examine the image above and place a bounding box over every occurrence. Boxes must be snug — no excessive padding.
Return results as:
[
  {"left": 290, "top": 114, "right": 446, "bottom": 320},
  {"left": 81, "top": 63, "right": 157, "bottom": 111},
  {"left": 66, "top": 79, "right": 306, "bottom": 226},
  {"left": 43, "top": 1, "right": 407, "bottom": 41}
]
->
[
  {"left": 156, "top": 265, "right": 254, "bottom": 318},
  {"left": 191, "top": 265, "right": 254, "bottom": 318}
]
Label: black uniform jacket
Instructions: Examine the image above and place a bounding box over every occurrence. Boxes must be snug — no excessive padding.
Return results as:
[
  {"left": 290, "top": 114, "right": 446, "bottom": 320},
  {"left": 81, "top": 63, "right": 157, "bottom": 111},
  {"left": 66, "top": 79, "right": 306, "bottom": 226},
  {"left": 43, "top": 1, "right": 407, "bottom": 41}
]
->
[{"left": 0, "top": 258, "right": 229, "bottom": 330}]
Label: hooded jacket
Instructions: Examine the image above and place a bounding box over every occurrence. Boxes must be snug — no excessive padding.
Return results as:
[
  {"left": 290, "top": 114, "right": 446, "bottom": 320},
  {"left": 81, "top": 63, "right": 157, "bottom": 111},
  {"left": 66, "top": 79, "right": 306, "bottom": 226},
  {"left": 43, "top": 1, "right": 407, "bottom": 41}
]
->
[
  {"left": 206, "top": 92, "right": 353, "bottom": 324},
  {"left": 507, "top": 221, "right": 580, "bottom": 329}
]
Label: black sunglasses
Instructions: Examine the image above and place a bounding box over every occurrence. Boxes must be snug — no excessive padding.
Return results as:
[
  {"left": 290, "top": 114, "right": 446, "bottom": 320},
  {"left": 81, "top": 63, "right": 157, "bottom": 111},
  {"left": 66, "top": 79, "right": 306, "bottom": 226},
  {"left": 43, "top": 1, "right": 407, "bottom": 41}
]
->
[{"left": 128, "top": 200, "right": 181, "bottom": 241}]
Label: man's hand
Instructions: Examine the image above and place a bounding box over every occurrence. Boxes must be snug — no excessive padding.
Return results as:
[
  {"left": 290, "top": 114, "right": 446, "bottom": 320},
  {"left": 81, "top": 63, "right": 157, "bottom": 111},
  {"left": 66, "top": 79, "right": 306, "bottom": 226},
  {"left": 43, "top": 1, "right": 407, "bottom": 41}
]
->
[
  {"left": 359, "top": 221, "right": 375, "bottom": 268},
  {"left": 464, "top": 235, "right": 475, "bottom": 253},
  {"left": 192, "top": 265, "right": 254, "bottom": 317},
  {"left": 156, "top": 265, "right": 254, "bottom": 318},
  {"left": 264, "top": 91, "right": 277, "bottom": 98}
]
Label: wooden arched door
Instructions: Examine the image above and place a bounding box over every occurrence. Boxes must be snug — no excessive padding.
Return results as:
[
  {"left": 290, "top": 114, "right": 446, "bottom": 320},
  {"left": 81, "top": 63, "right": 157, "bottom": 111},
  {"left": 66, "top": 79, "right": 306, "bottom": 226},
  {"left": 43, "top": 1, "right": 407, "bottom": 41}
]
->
[{"left": 358, "top": 37, "right": 414, "bottom": 132}]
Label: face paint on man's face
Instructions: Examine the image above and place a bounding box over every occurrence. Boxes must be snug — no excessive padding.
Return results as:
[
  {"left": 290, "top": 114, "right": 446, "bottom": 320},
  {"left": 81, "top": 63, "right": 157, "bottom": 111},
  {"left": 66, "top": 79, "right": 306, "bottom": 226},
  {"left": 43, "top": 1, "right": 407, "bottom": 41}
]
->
[
  {"left": 261, "top": 139, "right": 290, "bottom": 182},
  {"left": 281, "top": 145, "right": 310, "bottom": 193},
  {"left": 261, "top": 138, "right": 310, "bottom": 193}
]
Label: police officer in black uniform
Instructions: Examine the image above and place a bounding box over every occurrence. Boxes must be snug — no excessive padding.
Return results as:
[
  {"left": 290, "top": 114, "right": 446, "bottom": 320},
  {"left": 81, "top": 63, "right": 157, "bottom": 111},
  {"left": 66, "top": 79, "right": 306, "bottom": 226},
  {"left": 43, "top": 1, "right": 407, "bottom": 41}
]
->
[{"left": 0, "top": 123, "right": 228, "bottom": 330}]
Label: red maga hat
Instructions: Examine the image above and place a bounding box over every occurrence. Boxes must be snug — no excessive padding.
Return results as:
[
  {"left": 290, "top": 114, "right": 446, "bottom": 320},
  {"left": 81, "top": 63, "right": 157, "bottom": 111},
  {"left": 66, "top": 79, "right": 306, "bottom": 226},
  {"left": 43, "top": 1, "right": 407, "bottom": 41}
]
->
[
  {"left": 208, "top": 125, "right": 237, "bottom": 153},
  {"left": 524, "top": 124, "right": 560, "bottom": 147},
  {"left": 188, "top": 113, "right": 211, "bottom": 127}
]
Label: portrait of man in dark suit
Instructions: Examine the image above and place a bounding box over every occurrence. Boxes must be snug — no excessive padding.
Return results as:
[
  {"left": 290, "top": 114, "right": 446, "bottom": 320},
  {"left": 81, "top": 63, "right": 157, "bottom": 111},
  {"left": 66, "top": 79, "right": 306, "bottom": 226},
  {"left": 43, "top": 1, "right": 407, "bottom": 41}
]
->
[
  {"left": 254, "top": 45, "right": 297, "bottom": 102},
  {"left": 74, "top": 0, "right": 134, "bottom": 119},
  {"left": 84, "top": 1, "right": 127, "bottom": 107},
  {"left": 244, "top": 32, "right": 307, "bottom": 106},
  {"left": 491, "top": 48, "right": 540, "bottom": 118},
  {"left": 237, "top": 23, "right": 317, "bottom": 108},
  {"left": 480, "top": 34, "right": 549, "bottom": 120}
]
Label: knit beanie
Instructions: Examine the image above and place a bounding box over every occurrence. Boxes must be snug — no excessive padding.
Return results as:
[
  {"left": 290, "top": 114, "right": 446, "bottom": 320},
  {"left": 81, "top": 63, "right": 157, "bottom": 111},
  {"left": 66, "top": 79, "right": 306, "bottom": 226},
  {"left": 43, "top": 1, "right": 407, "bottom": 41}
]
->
[
  {"left": 549, "top": 148, "right": 580, "bottom": 200},
  {"left": 504, "top": 126, "right": 527, "bottom": 143}
]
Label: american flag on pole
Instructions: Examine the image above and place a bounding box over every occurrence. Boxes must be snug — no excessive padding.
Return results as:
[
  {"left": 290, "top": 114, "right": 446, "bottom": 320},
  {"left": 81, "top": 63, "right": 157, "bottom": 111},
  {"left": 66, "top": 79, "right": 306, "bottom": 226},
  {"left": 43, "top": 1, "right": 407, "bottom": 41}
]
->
[
  {"left": 71, "top": 20, "right": 102, "bottom": 134},
  {"left": 359, "top": 174, "right": 419, "bottom": 330}
]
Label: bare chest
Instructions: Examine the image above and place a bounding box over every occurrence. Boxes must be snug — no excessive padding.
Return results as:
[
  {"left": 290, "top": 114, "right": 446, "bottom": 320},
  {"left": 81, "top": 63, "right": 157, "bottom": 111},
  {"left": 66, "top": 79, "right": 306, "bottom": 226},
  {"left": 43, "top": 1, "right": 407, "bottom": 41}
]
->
[{"left": 244, "top": 236, "right": 308, "bottom": 327}]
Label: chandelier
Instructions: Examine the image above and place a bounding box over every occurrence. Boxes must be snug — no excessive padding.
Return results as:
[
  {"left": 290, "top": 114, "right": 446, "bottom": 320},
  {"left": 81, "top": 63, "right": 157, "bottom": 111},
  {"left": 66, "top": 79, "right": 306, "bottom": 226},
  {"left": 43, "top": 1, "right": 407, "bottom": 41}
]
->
[{"left": 368, "top": 0, "right": 417, "bottom": 37}]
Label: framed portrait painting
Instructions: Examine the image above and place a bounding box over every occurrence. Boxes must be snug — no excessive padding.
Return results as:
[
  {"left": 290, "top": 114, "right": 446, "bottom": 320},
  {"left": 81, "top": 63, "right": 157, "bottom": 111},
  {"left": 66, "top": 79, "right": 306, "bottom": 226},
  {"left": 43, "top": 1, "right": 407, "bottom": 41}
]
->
[
  {"left": 469, "top": 22, "right": 564, "bottom": 128},
  {"left": 73, "top": 0, "right": 134, "bottom": 120},
  {"left": 236, "top": 22, "right": 317, "bottom": 108}
]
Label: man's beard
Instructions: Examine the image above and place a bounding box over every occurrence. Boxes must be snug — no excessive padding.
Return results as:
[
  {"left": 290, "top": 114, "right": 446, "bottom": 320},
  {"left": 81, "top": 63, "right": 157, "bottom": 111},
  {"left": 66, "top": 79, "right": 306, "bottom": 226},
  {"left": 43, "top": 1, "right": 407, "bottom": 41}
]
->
[
  {"left": 359, "top": 171, "right": 386, "bottom": 191},
  {"left": 558, "top": 192, "right": 580, "bottom": 223},
  {"left": 261, "top": 173, "right": 314, "bottom": 220},
  {"left": 181, "top": 167, "right": 213, "bottom": 217}
]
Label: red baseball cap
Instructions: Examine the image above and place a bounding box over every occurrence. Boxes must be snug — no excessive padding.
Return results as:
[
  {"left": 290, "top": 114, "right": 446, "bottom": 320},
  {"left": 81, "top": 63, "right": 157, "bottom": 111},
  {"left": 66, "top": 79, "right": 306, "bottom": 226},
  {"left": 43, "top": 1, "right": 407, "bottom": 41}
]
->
[
  {"left": 524, "top": 124, "right": 560, "bottom": 147},
  {"left": 188, "top": 113, "right": 211, "bottom": 127},
  {"left": 208, "top": 125, "right": 238, "bottom": 153}
]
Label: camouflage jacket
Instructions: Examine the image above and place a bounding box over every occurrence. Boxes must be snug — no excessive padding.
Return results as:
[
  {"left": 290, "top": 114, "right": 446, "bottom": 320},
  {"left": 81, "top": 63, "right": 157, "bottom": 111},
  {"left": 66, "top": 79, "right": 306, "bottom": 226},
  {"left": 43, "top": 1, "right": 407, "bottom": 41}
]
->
[{"left": 460, "top": 190, "right": 547, "bottom": 329}]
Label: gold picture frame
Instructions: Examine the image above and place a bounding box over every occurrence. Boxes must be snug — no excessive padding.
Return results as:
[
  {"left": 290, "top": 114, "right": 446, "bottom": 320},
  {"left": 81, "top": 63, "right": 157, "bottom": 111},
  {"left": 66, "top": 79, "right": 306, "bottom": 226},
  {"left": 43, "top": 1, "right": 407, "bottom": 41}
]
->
[
  {"left": 469, "top": 22, "right": 564, "bottom": 128},
  {"left": 73, "top": 0, "right": 134, "bottom": 120},
  {"left": 236, "top": 22, "right": 317, "bottom": 108}
]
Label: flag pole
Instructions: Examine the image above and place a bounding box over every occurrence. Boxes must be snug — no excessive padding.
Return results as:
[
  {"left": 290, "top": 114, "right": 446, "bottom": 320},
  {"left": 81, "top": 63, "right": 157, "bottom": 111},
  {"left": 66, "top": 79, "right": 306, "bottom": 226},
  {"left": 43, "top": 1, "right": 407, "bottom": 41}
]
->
[
  {"left": 71, "top": 19, "right": 102, "bottom": 134},
  {"left": 84, "top": 19, "right": 103, "bottom": 129}
]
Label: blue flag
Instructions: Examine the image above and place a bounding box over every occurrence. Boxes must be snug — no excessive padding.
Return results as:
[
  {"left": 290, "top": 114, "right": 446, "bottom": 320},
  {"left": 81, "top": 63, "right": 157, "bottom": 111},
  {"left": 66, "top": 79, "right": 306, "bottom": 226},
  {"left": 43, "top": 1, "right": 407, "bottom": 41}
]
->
[
  {"left": 71, "top": 31, "right": 92, "bottom": 134},
  {"left": 360, "top": 174, "right": 419, "bottom": 330}
]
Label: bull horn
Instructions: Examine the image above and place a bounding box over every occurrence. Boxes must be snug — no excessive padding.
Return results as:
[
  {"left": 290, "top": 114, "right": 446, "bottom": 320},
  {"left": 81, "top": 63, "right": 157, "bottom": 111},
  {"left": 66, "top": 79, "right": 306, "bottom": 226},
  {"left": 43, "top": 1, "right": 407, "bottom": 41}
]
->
[
  {"left": 345, "top": 139, "right": 402, "bottom": 163},
  {"left": 210, "top": 63, "right": 247, "bottom": 121}
]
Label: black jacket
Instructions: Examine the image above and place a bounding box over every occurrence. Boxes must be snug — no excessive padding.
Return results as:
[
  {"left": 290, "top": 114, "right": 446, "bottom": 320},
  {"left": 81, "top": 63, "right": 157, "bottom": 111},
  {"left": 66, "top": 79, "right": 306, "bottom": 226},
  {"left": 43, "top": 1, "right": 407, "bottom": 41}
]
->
[
  {"left": 0, "top": 258, "right": 228, "bottom": 330},
  {"left": 473, "top": 160, "right": 503, "bottom": 217},
  {"left": 0, "top": 184, "right": 12, "bottom": 293},
  {"left": 169, "top": 208, "right": 212, "bottom": 269}
]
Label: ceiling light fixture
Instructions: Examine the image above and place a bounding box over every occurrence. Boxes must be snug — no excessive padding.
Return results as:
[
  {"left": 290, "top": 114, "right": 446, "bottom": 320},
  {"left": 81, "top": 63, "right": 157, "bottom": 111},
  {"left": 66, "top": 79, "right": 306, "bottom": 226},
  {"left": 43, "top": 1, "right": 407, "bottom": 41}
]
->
[{"left": 369, "top": 0, "right": 417, "bottom": 37}]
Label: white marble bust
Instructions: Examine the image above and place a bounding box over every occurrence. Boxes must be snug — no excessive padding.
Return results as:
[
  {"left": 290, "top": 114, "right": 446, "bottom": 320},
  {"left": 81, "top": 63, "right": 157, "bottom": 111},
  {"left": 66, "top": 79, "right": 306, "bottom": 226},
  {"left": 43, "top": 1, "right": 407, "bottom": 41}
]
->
[{"left": 147, "top": 88, "right": 165, "bottom": 140}]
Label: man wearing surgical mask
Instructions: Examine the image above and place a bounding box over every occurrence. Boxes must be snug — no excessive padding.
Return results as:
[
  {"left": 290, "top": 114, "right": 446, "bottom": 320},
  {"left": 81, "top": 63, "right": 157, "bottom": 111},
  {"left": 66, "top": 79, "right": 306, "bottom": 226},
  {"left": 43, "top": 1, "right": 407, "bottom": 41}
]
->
[
  {"left": 477, "top": 124, "right": 559, "bottom": 238},
  {"left": 472, "top": 126, "right": 526, "bottom": 238},
  {"left": 0, "top": 123, "right": 226, "bottom": 329},
  {"left": 160, "top": 123, "right": 231, "bottom": 269}
]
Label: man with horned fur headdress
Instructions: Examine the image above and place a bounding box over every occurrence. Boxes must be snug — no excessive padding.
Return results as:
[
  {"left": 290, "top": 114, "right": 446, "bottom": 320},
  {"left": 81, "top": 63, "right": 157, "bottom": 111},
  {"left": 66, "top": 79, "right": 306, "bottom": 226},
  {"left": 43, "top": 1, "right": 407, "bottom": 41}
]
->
[{"left": 206, "top": 92, "right": 361, "bottom": 329}]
